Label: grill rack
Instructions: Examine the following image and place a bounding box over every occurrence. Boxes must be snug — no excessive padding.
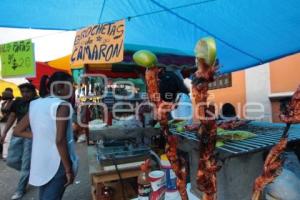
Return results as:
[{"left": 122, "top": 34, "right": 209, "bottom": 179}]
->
[{"left": 170, "top": 122, "right": 300, "bottom": 156}]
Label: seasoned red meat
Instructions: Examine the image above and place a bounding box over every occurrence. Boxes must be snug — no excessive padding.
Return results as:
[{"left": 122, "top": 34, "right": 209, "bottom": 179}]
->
[
  {"left": 145, "top": 68, "right": 188, "bottom": 200},
  {"left": 192, "top": 58, "right": 219, "bottom": 200},
  {"left": 280, "top": 85, "right": 300, "bottom": 124}
]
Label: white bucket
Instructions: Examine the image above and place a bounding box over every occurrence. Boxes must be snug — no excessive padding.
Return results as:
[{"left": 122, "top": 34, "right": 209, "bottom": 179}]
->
[
  {"left": 149, "top": 170, "right": 166, "bottom": 191},
  {"left": 164, "top": 190, "right": 181, "bottom": 200}
]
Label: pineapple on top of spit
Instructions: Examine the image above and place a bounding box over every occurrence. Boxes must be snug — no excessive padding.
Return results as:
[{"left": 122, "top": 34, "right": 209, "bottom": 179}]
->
[
  {"left": 192, "top": 37, "right": 220, "bottom": 200},
  {"left": 192, "top": 37, "right": 218, "bottom": 121}
]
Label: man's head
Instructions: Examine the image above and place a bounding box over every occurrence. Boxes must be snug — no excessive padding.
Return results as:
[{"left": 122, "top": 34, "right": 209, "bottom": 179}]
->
[
  {"left": 2, "top": 88, "right": 14, "bottom": 100},
  {"left": 18, "top": 83, "right": 37, "bottom": 101},
  {"left": 5, "top": 87, "right": 13, "bottom": 93}
]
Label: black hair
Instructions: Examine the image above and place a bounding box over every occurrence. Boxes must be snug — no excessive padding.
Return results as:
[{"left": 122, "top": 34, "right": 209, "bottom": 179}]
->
[
  {"left": 4, "top": 87, "right": 13, "bottom": 93},
  {"left": 221, "top": 103, "right": 236, "bottom": 118},
  {"left": 158, "top": 70, "right": 189, "bottom": 102},
  {"left": 18, "top": 83, "right": 36, "bottom": 93},
  {"left": 2, "top": 90, "right": 14, "bottom": 100},
  {"left": 39, "top": 71, "right": 73, "bottom": 98}
]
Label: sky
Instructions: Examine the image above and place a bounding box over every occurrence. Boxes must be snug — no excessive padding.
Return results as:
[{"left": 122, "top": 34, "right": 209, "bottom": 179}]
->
[{"left": 0, "top": 28, "right": 76, "bottom": 62}]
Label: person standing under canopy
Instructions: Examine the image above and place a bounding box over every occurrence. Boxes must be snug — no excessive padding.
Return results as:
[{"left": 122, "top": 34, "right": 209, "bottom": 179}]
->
[
  {"left": 0, "top": 88, "right": 14, "bottom": 160},
  {"left": 1, "top": 83, "right": 37, "bottom": 200},
  {"left": 14, "top": 72, "right": 79, "bottom": 200}
]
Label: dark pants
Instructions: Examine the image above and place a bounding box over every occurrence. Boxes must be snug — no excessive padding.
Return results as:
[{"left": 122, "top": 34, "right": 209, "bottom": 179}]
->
[{"left": 39, "top": 163, "right": 67, "bottom": 200}]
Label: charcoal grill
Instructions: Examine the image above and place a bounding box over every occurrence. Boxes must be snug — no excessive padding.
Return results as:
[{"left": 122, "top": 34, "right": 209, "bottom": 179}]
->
[
  {"left": 171, "top": 122, "right": 300, "bottom": 157},
  {"left": 171, "top": 121, "right": 300, "bottom": 200}
]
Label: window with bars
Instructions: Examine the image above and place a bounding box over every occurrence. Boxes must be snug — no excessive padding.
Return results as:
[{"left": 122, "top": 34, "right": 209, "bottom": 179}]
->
[{"left": 209, "top": 73, "right": 232, "bottom": 90}]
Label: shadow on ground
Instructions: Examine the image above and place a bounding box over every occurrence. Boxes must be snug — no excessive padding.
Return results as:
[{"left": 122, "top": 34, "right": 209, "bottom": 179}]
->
[{"left": 0, "top": 143, "right": 91, "bottom": 200}]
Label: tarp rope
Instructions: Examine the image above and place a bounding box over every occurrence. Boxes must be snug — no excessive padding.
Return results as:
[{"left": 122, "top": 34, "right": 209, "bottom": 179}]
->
[
  {"left": 126, "top": 0, "right": 217, "bottom": 21},
  {"left": 149, "top": 0, "right": 263, "bottom": 63},
  {"left": 98, "top": 0, "right": 106, "bottom": 23},
  {"left": 0, "top": 0, "right": 217, "bottom": 31}
]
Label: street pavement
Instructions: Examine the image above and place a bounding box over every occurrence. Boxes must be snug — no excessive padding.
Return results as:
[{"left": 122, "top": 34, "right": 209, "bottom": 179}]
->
[{"left": 0, "top": 143, "right": 91, "bottom": 200}]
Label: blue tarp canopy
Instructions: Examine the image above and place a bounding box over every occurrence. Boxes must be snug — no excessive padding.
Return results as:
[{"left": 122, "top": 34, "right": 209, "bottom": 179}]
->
[{"left": 1, "top": 0, "right": 300, "bottom": 73}]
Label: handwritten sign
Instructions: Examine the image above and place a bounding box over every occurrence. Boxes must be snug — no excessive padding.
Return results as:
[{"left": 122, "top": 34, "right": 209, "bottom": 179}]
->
[
  {"left": 0, "top": 39, "right": 35, "bottom": 78},
  {"left": 71, "top": 20, "right": 125, "bottom": 66}
]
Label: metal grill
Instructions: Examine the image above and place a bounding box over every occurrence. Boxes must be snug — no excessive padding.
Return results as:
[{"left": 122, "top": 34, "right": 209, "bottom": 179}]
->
[{"left": 170, "top": 122, "right": 300, "bottom": 156}]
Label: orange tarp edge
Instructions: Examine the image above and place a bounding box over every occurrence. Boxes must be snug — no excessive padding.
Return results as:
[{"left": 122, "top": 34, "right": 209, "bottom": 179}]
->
[{"left": 47, "top": 55, "right": 113, "bottom": 72}]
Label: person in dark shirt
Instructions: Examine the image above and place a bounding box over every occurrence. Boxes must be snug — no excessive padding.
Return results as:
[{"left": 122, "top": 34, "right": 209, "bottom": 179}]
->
[
  {"left": 0, "top": 83, "right": 37, "bottom": 200},
  {"left": 10, "top": 97, "right": 32, "bottom": 122}
]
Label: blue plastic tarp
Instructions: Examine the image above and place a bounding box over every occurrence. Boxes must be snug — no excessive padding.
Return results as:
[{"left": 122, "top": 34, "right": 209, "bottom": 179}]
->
[{"left": 1, "top": 0, "right": 300, "bottom": 73}]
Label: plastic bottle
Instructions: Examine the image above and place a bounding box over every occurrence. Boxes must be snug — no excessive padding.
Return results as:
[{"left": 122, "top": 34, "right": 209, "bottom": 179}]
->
[
  {"left": 160, "top": 154, "right": 177, "bottom": 190},
  {"left": 138, "top": 159, "right": 152, "bottom": 200},
  {"left": 96, "top": 139, "right": 104, "bottom": 161},
  {"left": 101, "top": 186, "right": 113, "bottom": 200}
]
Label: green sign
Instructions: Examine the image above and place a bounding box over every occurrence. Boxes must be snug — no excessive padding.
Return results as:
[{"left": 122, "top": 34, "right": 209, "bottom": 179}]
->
[{"left": 0, "top": 39, "right": 35, "bottom": 77}]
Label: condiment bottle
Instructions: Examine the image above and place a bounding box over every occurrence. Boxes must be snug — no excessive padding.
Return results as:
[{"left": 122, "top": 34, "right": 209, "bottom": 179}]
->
[{"left": 138, "top": 159, "right": 152, "bottom": 200}]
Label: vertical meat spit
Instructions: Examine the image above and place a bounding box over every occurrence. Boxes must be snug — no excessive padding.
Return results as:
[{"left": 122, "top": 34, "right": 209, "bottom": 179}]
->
[
  {"left": 252, "top": 85, "right": 300, "bottom": 200},
  {"left": 192, "top": 57, "right": 219, "bottom": 200},
  {"left": 145, "top": 67, "right": 188, "bottom": 200}
]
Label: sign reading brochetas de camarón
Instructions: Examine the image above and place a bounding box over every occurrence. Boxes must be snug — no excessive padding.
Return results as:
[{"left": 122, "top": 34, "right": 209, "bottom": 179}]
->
[{"left": 71, "top": 20, "right": 125, "bottom": 66}]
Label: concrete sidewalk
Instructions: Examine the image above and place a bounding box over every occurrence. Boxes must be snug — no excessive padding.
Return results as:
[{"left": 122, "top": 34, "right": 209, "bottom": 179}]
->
[{"left": 0, "top": 143, "right": 91, "bottom": 200}]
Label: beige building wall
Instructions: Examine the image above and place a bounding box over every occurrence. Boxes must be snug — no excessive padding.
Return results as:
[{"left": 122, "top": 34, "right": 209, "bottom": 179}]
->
[{"left": 245, "top": 63, "right": 272, "bottom": 122}]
